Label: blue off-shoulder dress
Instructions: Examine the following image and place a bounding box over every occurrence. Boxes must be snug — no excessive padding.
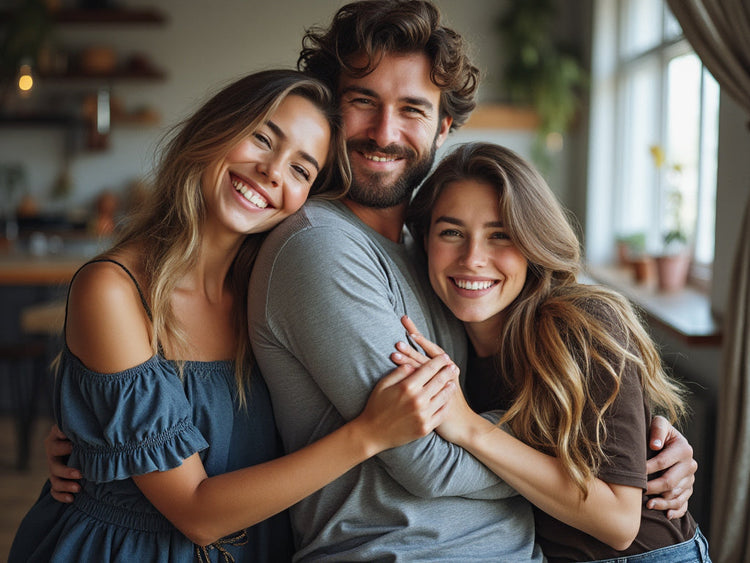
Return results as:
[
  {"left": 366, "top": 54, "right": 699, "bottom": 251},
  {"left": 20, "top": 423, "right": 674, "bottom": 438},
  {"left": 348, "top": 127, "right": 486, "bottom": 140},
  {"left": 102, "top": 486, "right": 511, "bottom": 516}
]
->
[{"left": 9, "top": 261, "right": 293, "bottom": 562}]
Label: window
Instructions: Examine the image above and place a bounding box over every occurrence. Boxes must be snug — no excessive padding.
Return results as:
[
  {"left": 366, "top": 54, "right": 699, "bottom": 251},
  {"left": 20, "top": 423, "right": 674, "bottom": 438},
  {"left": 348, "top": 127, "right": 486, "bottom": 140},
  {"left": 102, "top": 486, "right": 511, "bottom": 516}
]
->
[{"left": 586, "top": 0, "right": 719, "bottom": 284}]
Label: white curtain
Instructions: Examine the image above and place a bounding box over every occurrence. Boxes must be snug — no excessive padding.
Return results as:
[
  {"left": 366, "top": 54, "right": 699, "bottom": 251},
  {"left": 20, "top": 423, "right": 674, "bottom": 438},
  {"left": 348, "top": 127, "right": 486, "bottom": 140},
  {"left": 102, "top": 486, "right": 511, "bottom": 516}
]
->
[{"left": 665, "top": 1, "right": 750, "bottom": 561}]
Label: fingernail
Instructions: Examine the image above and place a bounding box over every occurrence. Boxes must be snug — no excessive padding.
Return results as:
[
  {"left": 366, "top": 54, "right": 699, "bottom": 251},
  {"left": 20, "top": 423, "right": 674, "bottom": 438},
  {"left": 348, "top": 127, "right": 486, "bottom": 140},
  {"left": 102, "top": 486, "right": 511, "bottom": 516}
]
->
[
  {"left": 393, "top": 352, "right": 403, "bottom": 360},
  {"left": 652, "top": 439, "right": 663, "bottom": 448}
]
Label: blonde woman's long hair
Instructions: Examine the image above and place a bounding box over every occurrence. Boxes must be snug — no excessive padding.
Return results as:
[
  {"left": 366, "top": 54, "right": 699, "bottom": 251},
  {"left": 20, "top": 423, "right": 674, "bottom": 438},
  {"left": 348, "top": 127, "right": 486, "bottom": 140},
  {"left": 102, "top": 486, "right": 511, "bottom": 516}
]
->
[
  {"left": 108, "top": 69, "right": 350, "bottom": 405},
  {"left": 407, "top": 142, "right": 687, "bottom": 497}
]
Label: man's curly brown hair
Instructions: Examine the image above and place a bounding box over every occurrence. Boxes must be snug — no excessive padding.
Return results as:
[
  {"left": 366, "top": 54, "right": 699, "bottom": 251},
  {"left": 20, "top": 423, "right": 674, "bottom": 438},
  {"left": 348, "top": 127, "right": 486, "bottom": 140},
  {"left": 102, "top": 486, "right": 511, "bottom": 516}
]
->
[{"left": 298, "top": 0, "right": 480, "bottom": 131}]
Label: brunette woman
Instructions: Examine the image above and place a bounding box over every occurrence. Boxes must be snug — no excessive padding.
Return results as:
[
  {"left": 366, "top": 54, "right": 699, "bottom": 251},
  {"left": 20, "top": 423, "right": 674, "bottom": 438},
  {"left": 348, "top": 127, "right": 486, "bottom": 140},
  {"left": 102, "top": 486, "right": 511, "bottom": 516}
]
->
[{"left": 396, "top": 142, "right": 709, "bottom": 562}]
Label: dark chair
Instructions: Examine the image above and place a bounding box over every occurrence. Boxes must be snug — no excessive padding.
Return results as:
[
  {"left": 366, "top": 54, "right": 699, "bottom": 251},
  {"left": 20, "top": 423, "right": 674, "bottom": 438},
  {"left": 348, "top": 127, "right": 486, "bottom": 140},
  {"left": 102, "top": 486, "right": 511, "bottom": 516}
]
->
[{"left": 0, "top": 339, "right": 52, "bottom": 470}]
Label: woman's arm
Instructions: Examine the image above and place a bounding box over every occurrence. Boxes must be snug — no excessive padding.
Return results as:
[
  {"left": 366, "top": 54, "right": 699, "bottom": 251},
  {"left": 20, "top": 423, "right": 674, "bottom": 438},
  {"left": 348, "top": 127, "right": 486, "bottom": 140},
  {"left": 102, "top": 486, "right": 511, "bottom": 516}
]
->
[
  {"left": 437, "top": 393, "right": 642, "bottom": 550},
  {"left": 68, "top": 263, "right": 458, "bottom": 546},
  {"left": 394, "top": 316, "right": 642, "bottom": 550},
  {"left": 134, "top": 356, "right": 457, "bottom": 546}
]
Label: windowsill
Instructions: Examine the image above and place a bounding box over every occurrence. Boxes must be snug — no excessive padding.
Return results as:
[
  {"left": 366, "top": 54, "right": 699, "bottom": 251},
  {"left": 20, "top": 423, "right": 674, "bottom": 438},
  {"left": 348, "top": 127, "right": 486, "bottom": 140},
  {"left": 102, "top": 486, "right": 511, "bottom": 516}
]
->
[{"left": 583, "top": 265, "right": 722, "bottom": 346}]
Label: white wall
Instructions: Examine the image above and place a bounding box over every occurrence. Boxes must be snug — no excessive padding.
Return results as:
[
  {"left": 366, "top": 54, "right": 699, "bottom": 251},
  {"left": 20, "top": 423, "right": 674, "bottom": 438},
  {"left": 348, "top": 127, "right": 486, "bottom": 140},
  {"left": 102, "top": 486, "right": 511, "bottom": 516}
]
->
[{"left": 1, "top": 0, "right": 542, "bottom": 213}]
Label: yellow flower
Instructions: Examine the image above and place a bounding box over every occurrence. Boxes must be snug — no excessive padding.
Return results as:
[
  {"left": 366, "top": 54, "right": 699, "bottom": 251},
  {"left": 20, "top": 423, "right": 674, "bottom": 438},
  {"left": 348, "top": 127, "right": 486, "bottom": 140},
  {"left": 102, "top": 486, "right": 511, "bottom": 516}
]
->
[{"left": 649, "top": 144, "right": 665, "bottom": 168}]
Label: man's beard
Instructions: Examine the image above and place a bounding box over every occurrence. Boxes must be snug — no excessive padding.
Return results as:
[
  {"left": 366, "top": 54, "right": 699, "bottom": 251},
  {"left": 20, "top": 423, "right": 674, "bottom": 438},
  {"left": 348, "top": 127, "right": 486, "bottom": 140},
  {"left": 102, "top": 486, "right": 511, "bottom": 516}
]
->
[{"left": 346, "top": 138, "right": 438, "bottom": 209}]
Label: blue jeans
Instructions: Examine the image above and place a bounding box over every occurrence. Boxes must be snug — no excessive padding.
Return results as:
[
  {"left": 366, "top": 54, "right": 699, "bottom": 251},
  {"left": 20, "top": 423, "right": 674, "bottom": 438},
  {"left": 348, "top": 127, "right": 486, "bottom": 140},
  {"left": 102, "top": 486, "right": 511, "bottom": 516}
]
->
[{"left": 588, "top": 527, "right": 711, "bottom": 563}]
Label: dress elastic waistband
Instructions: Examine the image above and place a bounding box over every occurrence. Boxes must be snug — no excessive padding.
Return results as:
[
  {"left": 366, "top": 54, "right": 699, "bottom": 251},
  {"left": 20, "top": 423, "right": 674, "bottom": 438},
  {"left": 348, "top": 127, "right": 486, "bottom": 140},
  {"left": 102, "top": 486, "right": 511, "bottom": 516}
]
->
[{"left": 73, "top": 489, "right": 175, "bottom": 533}]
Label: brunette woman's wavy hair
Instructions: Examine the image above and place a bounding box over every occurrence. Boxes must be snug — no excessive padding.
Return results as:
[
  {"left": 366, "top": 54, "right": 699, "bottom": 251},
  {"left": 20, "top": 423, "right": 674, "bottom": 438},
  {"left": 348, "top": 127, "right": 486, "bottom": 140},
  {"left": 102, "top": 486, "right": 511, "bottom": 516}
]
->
[
  {"left": 298, "top": 0, "right": 479, "bottom": 130},
  {"left": 407, "top": 142, "right": 688, "bottom": 497},
  {"left": 107, "top": 69, "right": 350, "bottom": 405}
]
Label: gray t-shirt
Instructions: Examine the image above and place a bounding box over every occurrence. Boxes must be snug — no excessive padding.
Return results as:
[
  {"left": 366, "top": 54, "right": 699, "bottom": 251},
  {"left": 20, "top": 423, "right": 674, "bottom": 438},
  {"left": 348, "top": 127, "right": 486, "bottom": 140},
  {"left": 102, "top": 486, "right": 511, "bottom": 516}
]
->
[{"left": 249, "top": 199, "right": 542, "bottom": 562}]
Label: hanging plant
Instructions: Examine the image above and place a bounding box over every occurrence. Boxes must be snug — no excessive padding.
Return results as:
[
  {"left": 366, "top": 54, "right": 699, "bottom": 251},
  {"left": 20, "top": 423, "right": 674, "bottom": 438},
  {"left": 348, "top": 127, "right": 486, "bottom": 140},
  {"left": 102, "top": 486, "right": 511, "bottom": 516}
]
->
[{"left": 497, "top": 0, "right": 587, "bottom": 172}]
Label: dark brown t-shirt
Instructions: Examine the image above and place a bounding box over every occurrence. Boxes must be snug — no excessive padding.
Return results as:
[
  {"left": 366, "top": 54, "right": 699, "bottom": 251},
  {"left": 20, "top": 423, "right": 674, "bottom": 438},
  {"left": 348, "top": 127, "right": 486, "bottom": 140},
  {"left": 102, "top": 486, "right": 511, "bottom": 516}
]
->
[{"left": 465, "top": 322, "right": 696, "bottom": 562}]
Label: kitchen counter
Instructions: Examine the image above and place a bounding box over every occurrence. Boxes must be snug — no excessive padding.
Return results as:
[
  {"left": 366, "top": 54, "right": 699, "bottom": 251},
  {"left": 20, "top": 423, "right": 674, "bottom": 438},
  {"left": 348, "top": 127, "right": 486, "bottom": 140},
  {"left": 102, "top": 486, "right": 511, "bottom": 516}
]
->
[
  {"left": 0, "top": 236, "right": 110, "bottom": 285},
  {"left": 0, "top": 255, "right": 86, "bottom": 285}
]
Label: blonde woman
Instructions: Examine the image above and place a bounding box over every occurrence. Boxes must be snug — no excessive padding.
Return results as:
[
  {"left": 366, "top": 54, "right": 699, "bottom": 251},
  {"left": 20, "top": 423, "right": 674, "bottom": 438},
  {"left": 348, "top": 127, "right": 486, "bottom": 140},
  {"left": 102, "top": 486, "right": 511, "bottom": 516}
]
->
[
  {"left": 396, "top": 142, "right": 709, "bottom": 562},
  {"left": 10, "top": 70, "right": 457, "bottom": 563}
]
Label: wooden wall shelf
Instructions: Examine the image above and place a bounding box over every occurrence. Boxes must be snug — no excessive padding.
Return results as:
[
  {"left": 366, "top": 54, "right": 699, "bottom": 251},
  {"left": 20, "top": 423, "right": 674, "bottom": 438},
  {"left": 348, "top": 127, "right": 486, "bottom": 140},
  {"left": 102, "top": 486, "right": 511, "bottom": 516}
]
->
[
  {"left": 52, "top": 8, "right": 166, "bottom": 24},
  {"left": 0, "top": 8, "right": 166, "bottom": 25},
  {"left": 464, "top": 104, "right": 540, "bottom": 130},
  {"left": 0, "top": 6, "right": 165, "bottom": 138},
  {"left": 39, "top": 68, "right": 166, "bottom": 81}
]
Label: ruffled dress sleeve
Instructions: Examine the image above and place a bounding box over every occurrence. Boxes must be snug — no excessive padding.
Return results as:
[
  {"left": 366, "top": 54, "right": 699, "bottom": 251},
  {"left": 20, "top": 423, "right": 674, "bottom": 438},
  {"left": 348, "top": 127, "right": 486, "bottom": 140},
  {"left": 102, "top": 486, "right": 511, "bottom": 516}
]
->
[{"left": 56, "top": 351, "right": 209, "bottom": 483}]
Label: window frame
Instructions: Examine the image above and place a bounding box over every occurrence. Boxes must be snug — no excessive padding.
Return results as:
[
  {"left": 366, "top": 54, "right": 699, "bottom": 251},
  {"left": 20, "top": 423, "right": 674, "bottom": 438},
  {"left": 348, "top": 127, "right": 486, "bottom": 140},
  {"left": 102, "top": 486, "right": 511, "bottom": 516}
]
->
[{"left": 586, "top": 0, "right": 718, "bottom": 288}]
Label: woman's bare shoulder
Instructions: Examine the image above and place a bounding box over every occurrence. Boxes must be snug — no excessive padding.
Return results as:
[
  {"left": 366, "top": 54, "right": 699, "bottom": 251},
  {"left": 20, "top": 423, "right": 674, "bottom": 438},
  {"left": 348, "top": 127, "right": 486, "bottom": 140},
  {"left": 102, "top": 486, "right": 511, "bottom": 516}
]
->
[{"left": 66, "top": 256, "right": 154, "bottom": 373}]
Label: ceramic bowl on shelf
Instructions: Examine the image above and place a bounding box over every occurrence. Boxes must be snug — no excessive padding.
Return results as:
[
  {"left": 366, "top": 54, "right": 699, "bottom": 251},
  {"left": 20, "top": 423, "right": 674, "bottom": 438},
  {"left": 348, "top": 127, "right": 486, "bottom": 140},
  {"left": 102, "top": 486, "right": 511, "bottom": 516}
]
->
[{"left": 80, "top": 46, "right": 118, "bottom": 75}]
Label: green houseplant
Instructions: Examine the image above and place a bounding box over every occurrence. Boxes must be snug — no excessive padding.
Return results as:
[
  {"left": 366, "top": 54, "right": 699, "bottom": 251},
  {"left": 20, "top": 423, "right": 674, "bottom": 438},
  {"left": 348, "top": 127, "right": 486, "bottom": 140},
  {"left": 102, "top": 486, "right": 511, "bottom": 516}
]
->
[
  {"left": 649, "top": 145, "right": 691, "bottom": 291},
  {"left": 496, "top": 0, "right": 587, "bottom": 172},
  {"left": 655, "top": 188, "right": 691, "bottom": 292}
]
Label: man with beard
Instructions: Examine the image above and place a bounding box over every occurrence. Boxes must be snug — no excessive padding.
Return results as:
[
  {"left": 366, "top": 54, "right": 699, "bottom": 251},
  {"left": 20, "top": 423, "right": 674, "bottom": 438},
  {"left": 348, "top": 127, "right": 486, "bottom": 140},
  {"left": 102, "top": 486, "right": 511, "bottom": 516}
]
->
[
  {"left": 249, "top": 1, "right": 696, "bottom": 560},
  {"left": 247, "top": 3, "right": 543, "bottom": 560}
]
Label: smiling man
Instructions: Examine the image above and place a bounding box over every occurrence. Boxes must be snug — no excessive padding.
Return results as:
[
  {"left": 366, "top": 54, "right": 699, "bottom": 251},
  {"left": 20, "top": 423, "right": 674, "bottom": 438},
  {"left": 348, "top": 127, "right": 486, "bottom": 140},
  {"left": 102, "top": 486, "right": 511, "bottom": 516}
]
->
[
  {"left": 248, "top": 1, "right": 696, "bottom": 561},
  {"left": 249, "top": 3, "right": 543, "bottom": 561}
]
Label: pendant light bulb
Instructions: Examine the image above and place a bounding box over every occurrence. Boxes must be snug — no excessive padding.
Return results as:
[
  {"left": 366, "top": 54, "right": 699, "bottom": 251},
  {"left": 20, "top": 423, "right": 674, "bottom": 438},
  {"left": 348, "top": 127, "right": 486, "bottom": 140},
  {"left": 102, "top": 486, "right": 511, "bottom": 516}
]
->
[{"left": 17, "top": 60, "right": 35, "bottom": 95}]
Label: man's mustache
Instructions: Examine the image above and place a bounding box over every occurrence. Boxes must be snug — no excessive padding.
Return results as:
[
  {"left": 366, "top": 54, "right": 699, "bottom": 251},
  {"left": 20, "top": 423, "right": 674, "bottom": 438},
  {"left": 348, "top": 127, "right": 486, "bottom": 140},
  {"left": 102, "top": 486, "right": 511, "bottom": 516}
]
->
[{"left": 347, "top": 140, "right": 416, "bottom": 160}]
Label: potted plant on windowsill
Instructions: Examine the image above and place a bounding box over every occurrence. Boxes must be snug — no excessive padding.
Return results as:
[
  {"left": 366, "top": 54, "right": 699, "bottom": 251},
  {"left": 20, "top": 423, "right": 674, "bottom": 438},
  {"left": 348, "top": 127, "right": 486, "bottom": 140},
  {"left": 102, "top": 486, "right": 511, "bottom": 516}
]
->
[
  {"left": 655, "top": 231, "right": 691, "bottom": 292},
  {"left": 648, "top": 145, "right": 691, "bottom": 292},
  {"left": 615, "top": 232, "right": 654, "bottom": 285},
  {"left": 654, "top": 190, "right": 691, "bottom": 292}
]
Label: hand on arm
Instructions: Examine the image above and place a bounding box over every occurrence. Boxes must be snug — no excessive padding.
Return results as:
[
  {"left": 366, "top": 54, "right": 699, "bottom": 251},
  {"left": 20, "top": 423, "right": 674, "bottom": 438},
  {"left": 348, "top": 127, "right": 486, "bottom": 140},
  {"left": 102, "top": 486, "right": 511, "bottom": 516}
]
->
[
  {"left": 645, "top": 415, "right": 696, "bottom": 518},
  {"left": 133, "top": 357, "right": 458, "bottom": 546},
  {"left": 67, "top": 266, "right": 460, "bottom": 547},
  {"left": 45, "top": 424, "right": 80, "bottom": 503},
  {"left": 394, "top": 316, "right": 643, "bottom": 550},
  {"left": 70, "top": 261, "right": 462, "bottom": 545},
  {"left": 251, "top": 229, "right": 514, "bottom": 500}
]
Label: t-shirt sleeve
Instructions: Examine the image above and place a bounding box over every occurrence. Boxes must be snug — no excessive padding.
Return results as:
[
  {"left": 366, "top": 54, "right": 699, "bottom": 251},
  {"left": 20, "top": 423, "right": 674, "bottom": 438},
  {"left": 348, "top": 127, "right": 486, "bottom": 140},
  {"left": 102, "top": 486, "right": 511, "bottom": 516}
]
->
[
  {"left": 594, "top": 359, "right": 649, "bottom": 489},
  {"left": 58, "top": 355, "right": 209, "bottom": 483},
  {"left": 251, "top": 225, "right": 518, "bottom": 500},
  {"left": 583, "top": 303, "right": 649, "bottom": 490}
]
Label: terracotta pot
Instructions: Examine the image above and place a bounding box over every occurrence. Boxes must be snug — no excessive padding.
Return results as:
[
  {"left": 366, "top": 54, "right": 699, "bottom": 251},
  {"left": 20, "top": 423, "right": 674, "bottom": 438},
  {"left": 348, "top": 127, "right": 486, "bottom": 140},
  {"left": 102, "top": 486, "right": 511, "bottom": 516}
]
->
[
  {"left": 655, "top": 253, "right": 691, "bottom": 292},
  {"left": 630, "top": 256, "right": 655, "bottom": 285},
  {"left": 616, "top": 241, "right": 630, "bottom": 267}
]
